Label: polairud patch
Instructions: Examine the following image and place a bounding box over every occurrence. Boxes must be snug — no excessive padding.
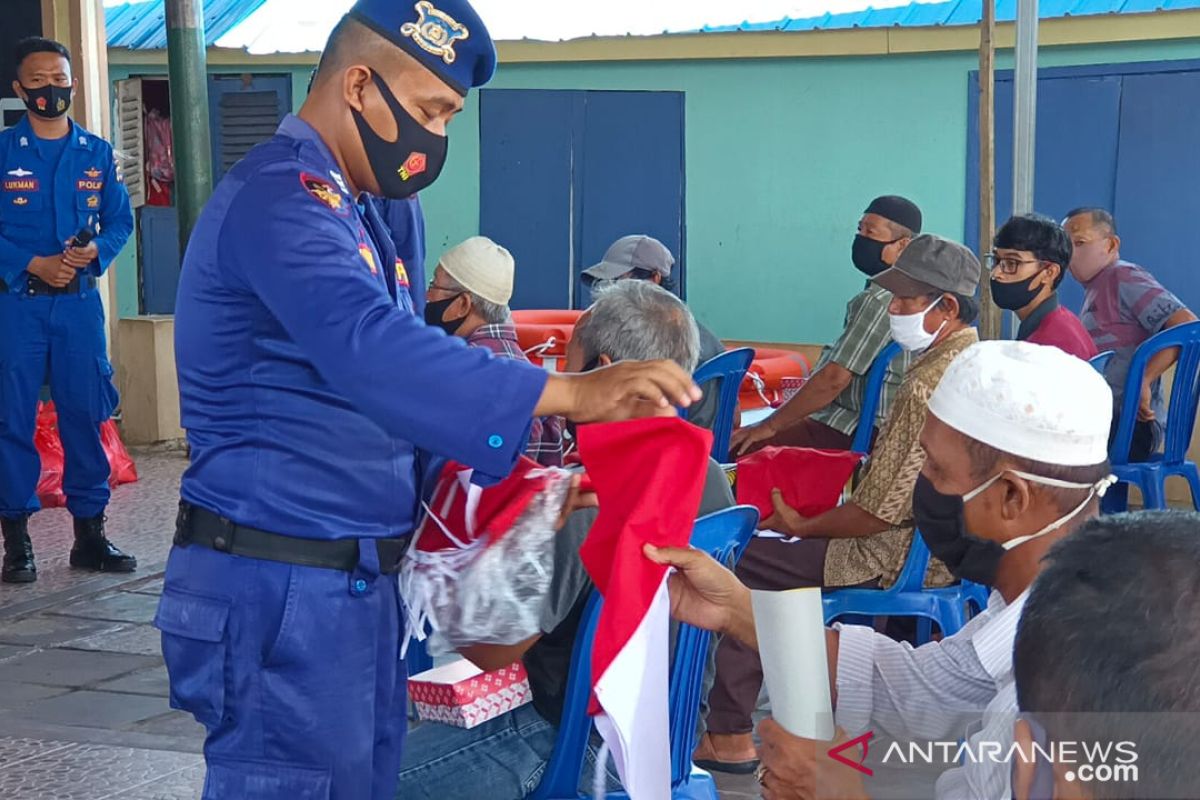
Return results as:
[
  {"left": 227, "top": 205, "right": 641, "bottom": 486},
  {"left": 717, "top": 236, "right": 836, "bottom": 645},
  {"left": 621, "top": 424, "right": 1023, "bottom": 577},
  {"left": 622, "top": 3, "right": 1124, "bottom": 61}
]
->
[{"left": 299, "top": 172, "right": 349, "bottom": 216}]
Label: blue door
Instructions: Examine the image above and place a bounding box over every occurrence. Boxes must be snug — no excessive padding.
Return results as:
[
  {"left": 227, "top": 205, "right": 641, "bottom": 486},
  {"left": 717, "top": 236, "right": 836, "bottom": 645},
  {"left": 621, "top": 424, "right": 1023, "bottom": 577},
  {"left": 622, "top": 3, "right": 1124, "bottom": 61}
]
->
[
  {"left": 480, "top": 89, "right": 686, "bottom": 310},
  {"left": 139, "top": 73, "right": 291, "bottom": 313},
  {"left": 966, "top": 59, "right": 1200, "bottom": 316},
  {"left": 1109, "top": 71, "right": 1200, "bottom": 305},
  {"left": 140, "top": 205, "right": 181, "bottom": 315},
  {"left": 966, "top": 72, "right": 1121, "bottom": 313}
]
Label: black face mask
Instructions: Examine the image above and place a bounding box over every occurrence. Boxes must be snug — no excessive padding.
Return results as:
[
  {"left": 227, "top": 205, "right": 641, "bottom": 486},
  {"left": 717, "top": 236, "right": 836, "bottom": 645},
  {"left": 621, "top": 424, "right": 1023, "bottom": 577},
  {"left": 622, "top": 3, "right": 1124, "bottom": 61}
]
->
[
  {"left": 851, "top": 235, "right": 895, "bottom": 277},
  {"left": 989, "top": 273, "right": 1045, "bottom": 311},
  {"left": 21, "top": 83, "right": 71, "bottom": 119},
  {"left": 352, "top": 71, "right": 448, "bottom": 199},
  {"left": 424, "top": 294, "right": 467, "bottom": 335},
  {"left": 912, "top": 474, "right": 1005, "bottom": 586}
]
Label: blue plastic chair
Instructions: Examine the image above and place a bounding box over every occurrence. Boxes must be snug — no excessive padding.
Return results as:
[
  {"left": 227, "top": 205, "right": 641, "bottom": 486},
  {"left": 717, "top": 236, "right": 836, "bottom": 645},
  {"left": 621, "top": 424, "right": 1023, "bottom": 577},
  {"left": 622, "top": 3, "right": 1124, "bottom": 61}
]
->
[
  {"left": 530, "top": 506, "right": 760, "bottom": 800},
  {"left": 1090, "top": 350, "right": 1114, "bottom": 374},
  {"left": 850, "top": 341, "right": 904, "bottom": 454},
  {"left": 822, "top": 531, "right": 989, "bottom": 644},
  {"left": 685, "top": 348, "right": 755, "bottom": 462},
  {"left": 1107, "top": 321, "right": 1200, "bottom": 511}
]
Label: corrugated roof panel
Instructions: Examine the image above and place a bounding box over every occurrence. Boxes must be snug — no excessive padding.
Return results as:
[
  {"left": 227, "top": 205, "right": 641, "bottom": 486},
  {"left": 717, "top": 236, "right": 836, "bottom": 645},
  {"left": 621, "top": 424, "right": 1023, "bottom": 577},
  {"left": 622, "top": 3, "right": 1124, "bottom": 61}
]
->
[
  {"left": 106, "top": 0, "right": 269, "bottom": 49},
  {"left": 697, "top": 0, "right": 1200, "bottom": 36}
]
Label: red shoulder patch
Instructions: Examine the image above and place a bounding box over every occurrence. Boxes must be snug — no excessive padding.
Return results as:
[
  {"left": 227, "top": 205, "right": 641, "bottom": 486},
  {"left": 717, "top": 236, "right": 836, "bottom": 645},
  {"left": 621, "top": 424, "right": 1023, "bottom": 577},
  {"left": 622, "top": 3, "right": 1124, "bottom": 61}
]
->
[{"left": 299, "top": 172, "right": 349, "bottom": 216}]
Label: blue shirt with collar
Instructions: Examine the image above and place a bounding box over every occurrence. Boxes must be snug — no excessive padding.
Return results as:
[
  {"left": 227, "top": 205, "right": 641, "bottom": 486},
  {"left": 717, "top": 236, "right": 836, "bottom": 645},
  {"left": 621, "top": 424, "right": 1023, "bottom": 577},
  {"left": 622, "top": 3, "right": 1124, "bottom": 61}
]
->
[
  {"left": 175, "top": 114, "right": 547, "bottom": 541},
  {"left": 0, "top": 115, "right": 132, "bottom": 290}
]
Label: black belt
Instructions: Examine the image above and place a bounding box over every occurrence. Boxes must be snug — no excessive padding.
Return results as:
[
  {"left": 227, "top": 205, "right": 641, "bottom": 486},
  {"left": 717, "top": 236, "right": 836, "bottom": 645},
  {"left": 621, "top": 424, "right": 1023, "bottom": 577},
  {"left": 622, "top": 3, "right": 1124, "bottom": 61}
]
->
[
  {"left": 26, "top": 274, "right": 96, "bottom": 296},
  {"left": 174, "top": 502, "right": 408, "bottom": 574}
]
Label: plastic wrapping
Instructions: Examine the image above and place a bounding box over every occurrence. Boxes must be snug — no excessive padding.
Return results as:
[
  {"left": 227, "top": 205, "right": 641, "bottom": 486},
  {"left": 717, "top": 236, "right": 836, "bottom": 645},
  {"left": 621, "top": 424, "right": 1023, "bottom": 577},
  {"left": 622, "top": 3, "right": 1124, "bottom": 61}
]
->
[{"left": 400, "top": 457, "right": 572, "bottom": 656}]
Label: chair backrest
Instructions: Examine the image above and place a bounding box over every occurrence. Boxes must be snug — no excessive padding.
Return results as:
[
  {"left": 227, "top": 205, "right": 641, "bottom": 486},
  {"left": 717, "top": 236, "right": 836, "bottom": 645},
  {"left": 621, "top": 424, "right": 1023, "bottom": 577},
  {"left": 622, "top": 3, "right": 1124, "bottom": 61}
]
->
[
  {"left": 531, "top": 505, "right": 761, "bottom": 799},
  {"left": 888, "top": 528, "right": 933, "bottom": 594},
  {"left": 850, "top": 341, "right": 904, "bottom": 454},
  {"left": 686, "top": 348, "right": 755, "bottom": 462},
  {"left": 1090, "top": 350, "right": 1114, "bottom": 374},
  {"left": 1110, "top": 321, "right": 1200, "bottom": 466}
]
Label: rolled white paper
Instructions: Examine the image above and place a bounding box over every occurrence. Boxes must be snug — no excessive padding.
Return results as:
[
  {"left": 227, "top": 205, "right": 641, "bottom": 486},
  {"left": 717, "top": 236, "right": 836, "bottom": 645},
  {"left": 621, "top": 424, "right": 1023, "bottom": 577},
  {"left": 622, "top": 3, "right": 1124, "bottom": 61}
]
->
[{"left": 750, "top": 587, "right": 835, "bottom": 740}]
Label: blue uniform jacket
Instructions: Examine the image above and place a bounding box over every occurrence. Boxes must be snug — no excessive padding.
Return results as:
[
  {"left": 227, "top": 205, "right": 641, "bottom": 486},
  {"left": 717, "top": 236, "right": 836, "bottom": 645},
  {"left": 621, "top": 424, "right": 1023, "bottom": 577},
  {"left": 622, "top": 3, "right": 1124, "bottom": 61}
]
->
[
  {"left": 175, "top": 115, "right": 547, "bottom": 541},
  {"left": 0, "top": 116, "right": 132, "bottom": 290},
  {"left": 373, "top": 195, "right": 426, "bottom": 314}
]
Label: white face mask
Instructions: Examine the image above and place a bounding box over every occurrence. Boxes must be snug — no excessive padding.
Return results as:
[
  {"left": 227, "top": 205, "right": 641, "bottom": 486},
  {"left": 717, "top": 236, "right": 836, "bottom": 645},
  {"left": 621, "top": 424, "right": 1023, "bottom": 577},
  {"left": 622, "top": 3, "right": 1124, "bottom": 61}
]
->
[
  {"left": 963, "top": 470, "right": 1117, "bottom": 551},
  {"left": 889, "top": 296, "right": 947, "bottom": 352}
]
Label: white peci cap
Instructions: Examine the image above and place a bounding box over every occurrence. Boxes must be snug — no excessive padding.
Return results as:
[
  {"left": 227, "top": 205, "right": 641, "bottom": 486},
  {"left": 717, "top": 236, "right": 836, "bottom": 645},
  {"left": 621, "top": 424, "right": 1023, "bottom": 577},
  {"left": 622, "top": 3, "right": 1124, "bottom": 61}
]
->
[
  {"left": 438, "top": 236, "right": 515, "bottom": 306},
  {"left": 928, "top": 340, "right": 1113, "bottom": 466}
]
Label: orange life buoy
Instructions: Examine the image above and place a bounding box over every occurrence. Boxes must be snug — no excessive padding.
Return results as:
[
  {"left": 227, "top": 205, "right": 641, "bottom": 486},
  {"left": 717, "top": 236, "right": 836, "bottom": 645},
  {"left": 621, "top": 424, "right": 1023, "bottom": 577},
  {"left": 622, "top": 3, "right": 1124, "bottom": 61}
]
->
[
  {"left": 740, "top": 348, "right": 812, "bottom": 411},
  {"left": 512, "top": 310, "right": 584, "bottom": 368}
]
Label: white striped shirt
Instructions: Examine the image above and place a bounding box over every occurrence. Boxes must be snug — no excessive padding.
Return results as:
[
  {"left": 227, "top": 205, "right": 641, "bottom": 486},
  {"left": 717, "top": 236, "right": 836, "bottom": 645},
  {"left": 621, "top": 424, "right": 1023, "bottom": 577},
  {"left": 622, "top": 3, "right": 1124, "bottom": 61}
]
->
[{"left": 834, "top": 590, "right": 1028, "bottom": 799}]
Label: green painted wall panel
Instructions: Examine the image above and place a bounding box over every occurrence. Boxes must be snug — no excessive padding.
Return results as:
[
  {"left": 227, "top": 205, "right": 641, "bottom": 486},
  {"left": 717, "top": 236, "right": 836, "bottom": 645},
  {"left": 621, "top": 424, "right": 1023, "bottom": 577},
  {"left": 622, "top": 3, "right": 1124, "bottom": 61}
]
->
[{"left": 108, "top": 37, "right": 1200, "bottom": 344}]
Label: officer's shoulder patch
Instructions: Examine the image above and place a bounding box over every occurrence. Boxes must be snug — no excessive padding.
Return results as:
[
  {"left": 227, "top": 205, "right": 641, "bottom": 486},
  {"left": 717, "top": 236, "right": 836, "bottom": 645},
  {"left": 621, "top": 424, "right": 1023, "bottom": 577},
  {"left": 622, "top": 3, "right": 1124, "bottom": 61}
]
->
[{"left": 299, "top": 171, "right": 349, "bottom": 217}]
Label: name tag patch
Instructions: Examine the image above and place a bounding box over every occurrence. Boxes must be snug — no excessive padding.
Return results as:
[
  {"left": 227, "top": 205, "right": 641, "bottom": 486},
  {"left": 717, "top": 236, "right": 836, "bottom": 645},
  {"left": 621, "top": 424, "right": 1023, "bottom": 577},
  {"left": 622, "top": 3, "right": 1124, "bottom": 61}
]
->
[{"left": 3, "top": 179, "right": 38, "bottom": 192}]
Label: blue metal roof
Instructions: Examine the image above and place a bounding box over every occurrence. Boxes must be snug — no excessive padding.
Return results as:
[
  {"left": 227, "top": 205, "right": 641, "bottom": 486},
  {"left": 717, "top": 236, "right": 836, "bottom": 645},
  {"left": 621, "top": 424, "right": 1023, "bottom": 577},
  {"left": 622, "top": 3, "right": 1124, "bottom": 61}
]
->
[
  {"left": 105, "top": 0, "right": 269, "bottom": 49},
  {"left": 699, "top": 0, "right": 1200, "bottom": 33}
]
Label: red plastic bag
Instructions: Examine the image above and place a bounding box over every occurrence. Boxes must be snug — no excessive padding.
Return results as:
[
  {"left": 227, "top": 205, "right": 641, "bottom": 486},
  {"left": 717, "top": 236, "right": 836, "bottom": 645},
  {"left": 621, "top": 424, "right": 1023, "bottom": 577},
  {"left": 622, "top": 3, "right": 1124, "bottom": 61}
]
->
[
  {"left": 35, "top": 403, "right": 66, "bottom": 509},
  {"left": 101, "top": 419, "right": 139, "bottom": 485},
  {"left": 35, "top": 402, "right": 139, "bottom": 508},
  {"left": 735, "top": 446, "right": 865, "bottom": 522}
]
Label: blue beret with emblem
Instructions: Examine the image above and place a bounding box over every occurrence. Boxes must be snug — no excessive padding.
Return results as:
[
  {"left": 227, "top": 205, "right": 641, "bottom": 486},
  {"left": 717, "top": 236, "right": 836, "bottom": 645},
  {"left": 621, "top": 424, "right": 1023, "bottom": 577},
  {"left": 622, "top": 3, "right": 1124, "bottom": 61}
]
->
[{"left": 348, "top": 0, "right": 496, "bottom": 96}]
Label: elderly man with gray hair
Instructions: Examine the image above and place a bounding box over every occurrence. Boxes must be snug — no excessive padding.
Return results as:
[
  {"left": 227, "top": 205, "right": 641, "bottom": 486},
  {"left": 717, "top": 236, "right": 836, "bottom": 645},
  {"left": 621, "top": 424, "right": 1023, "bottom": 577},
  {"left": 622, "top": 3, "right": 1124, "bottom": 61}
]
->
[
  {"left": 425, "top": 236, "right": 564, "bottom": 467},
  {"left": 397, "top": 279, "right": 735, "bottom": 800}
]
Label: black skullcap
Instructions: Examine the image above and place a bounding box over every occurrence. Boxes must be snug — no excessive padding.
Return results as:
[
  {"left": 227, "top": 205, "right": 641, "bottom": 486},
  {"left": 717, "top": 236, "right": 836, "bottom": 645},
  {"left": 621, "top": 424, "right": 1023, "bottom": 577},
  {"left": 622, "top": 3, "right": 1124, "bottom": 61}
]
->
[{"left": 864, "top": 195, "right": 922, "bottom": 235}]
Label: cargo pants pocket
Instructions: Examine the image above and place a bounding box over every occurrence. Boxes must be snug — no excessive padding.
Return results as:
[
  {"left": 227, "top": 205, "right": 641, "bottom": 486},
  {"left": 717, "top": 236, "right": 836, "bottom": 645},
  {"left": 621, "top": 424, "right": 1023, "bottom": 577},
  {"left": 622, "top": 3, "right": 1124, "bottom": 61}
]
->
[
  {"left": 202, "top": 756, "right": 332, "bottom": 800},
  {"left": 154, "top": 588, "right": 230, "bottom": 731}
]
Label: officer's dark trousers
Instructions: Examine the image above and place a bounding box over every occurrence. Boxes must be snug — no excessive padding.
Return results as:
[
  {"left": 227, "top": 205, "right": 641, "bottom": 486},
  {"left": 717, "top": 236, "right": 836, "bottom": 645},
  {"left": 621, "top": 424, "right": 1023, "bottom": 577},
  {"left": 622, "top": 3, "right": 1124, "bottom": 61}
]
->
[
  {"left": 0, "top": 291, "right": 117, "bottom": 518},
  {"left": 156, "top": 543, "right": 407, "bottom": 799}
]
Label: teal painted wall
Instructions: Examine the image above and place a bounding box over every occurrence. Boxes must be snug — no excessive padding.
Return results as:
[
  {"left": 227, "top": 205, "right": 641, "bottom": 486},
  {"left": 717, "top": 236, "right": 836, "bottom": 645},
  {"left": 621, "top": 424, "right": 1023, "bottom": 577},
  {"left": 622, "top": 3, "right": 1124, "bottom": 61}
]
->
[{"left": 109, "top": 37, "right": 1200, "bottom": 344}]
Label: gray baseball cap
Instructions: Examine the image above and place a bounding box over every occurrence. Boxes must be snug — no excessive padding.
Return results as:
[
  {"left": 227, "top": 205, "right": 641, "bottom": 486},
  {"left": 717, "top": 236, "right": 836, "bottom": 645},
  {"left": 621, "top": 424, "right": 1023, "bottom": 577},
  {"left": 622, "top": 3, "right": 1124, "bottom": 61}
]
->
[
  {"left": 582, "top": 235, "right": 675, "bottom": 281},
  {"left": 873, "top": 234, "right": 981, "bottom": 297}
]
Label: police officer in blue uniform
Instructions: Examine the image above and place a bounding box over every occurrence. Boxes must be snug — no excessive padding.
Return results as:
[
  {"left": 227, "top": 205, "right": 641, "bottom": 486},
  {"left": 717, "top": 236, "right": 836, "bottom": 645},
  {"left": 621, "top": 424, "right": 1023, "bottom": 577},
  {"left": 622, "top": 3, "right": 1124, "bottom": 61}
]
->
[
  {"left": 163, "top": 2, "right": 699, "bottom": 798},
  {"left": 374, "top": 194, "right": 427, "bottom": 313},
  {"left": 0, "top": 38, "right": 136, "bottom": 584}
]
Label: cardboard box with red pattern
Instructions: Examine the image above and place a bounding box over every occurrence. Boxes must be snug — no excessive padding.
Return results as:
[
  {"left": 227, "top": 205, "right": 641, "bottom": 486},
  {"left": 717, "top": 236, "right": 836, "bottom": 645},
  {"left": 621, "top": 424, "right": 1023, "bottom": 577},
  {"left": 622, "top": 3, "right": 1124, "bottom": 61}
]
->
[{"left": 409, "top": 658, "right": 532, "bottom": 729}]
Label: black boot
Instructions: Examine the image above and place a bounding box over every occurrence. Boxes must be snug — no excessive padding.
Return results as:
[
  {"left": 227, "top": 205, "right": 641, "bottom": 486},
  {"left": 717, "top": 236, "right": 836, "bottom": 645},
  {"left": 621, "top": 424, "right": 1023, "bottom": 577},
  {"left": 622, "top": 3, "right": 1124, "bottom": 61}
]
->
[
  {"left": 70, "top": 515, "right": 137, "bottom": 573},
  {"left": 1, "top": 516, "right": 37, "bottom": 583}
]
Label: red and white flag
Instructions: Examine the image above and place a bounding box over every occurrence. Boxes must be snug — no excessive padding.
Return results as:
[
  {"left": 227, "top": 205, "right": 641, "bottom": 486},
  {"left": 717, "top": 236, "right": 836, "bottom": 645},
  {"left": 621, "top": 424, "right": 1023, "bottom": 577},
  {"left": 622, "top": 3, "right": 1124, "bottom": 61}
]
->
[{"left": 577, "top": 418, "right": 713, "bottom": 799}]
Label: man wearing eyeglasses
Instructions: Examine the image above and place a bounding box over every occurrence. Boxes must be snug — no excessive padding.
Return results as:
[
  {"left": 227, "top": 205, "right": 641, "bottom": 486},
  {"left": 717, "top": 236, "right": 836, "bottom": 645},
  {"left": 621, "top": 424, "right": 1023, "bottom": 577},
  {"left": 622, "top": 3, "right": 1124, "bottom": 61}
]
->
[{"left": 989, "top": 214, "right": 1097, "bottom": 362}]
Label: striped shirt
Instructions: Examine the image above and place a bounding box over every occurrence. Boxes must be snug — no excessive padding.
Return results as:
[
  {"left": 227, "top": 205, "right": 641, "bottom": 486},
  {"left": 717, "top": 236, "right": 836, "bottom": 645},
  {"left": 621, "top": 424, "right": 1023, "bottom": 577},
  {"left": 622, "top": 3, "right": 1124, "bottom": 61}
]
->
[
  {"left": 834, "top": 589, "right": 1027, "bottom": 799},
  {"left": 812, "top": 284, "right": 913, "bottom": 438},
  {"left": 467, "top": 323, "right": 565, "bottom": 468}
]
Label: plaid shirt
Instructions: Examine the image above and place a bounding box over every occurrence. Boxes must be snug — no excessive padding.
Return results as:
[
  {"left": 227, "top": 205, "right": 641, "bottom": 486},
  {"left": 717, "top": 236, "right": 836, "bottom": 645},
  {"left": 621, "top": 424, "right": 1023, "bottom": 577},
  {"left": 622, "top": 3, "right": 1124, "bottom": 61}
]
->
[
  {"left": 812, "top": 283, "right": 913, "bottom": 438},
  {"left": 467, "top": 323, "right": 565, "bottom": 467}
]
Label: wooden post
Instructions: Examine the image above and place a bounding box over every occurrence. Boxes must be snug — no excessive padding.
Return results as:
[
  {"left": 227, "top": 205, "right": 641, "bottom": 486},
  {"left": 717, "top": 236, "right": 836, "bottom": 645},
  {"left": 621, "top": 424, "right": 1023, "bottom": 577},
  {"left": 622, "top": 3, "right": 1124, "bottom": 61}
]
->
[
  {"left": 44, "top": 0, "right": 122, "bottom": 360},
  {"left": 977, "top": 0, "right": 1000, "bottom": 341}
]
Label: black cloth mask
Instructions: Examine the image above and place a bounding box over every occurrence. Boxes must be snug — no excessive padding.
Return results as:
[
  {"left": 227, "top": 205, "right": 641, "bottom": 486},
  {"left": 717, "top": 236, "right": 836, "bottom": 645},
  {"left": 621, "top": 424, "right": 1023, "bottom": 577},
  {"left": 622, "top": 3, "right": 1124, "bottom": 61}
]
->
[
  {"left": 990, "top": 273, "right": 1044, "bottom": 311},
  {"left": 21, "top": 84, "right": 72, "bottom": 119},
  {"left": 912, "top": 474, "right": 1005, "bottom": 586},
  {"left": 352, "top": 71, "right": 448, "bottom": 199},
  {"left": 424, "top": 294, "right": 467, "bottom": 335},
  {"left": 852, "top": 235, "right": 894, "bottom": 278}
]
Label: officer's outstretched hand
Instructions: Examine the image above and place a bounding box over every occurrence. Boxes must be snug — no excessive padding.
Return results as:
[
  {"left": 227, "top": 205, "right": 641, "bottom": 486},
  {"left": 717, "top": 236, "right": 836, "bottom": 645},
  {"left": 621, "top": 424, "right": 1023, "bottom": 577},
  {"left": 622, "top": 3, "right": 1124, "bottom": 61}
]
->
[
  {"left": 27, "top": 255, "right": 77, "bottom": 288},
  {"left": 537, "top": 360, "right": 701, "bottom": 423}
]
